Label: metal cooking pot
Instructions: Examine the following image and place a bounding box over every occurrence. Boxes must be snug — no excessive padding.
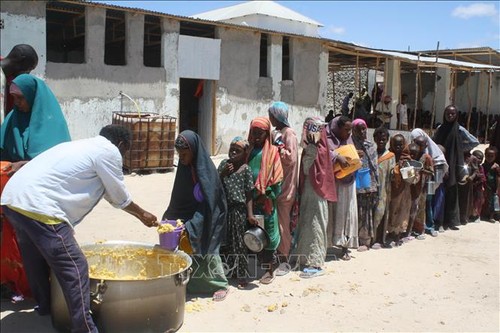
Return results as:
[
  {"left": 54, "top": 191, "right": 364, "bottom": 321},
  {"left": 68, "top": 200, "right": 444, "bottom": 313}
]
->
[
  {"left": 243, "top": 226, "right": 270, "bottom": 253},
  {"left": 51, "top": 241, "right": 192, "bottom": 333}
]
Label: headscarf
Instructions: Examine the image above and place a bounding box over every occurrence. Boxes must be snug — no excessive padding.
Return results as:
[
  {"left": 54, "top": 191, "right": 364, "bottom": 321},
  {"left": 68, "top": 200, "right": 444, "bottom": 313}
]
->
[
  {"left": 268, "top": 101, "right": 290, "bottom": 128},
  {"left": 163, "top": 130, "right": 227, "bottom": 255},
  {"left": 0, "top": 74, "right": 71, "bottom": 161},
  {"left": 352, "top": 118, "right": 378, "bottom": 188},
  {"left": 410, "top": 128, "right": 449, "bottom": 173},
  {"left": 326, "top": 115, "right": 354, "bottom": 152},
  {"left": 299, "top": 117, "right": 337, "bottom": 202},
  {"left": 248, "top": 117, "right": 283, "bottom": 195},
  {"left": 230, "top": 136, "right": 249, "bottom": 149},
  {"left": 433, "top": 108, "right": 464, "bottom": 187},
  {"left": 326, "top": 115, "right": 355, "bottom": 183},
  {"left": 352, "top": 118, "right": 367, "bottom": 128}
]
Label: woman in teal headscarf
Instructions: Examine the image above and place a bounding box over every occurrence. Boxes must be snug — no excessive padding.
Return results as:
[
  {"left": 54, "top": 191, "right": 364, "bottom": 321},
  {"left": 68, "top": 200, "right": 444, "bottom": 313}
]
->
[
  {"left": 0, "top": 73, "right": 70, "bottom": 302},
  {"left": 1, "top": 73, "right": 71, "bottom": 171}
]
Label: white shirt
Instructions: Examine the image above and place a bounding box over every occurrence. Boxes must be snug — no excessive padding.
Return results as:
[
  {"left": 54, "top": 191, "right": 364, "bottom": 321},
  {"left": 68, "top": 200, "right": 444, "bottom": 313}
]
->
[
  {"left": 1, "top": 136, "right": 132, "bottom": 227},
  {"left": 375, "top": 101, "right": 391, "bottom": 124},
  {"left": 397, "top": 103, "right": 408, "bottom": 126}
]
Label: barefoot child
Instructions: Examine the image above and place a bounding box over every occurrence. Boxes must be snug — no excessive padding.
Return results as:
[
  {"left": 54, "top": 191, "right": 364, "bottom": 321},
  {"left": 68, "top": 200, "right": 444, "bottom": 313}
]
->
[
  {"left": 387, "top": 134, "right": 412, "bottom": 246},
  {"left": 407, "top": 141, "right": 434, "bottom": 240},
  {"left": 247, "top": 117, "right": 283, "bottom": 284},
  {"left": 372, "top": 127, "right": 395, "bottom": 248},
  {"left": 469, "top": 150, "right": 485, "bottom": 223},
  {"left": 481, "top": 147, "right": 500, "bottom": 222},
  {"left": 268, "top": 101, "right": 298, "bottom": 275},
  {"left": 218, "top": 137, "right": 258, "bottom": 288}
]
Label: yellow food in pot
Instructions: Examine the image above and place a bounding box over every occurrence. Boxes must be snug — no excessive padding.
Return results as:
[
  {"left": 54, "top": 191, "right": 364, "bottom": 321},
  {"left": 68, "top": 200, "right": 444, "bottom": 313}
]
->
[{"left": 84, "top": 246, "right": 187, "bottom": 280}]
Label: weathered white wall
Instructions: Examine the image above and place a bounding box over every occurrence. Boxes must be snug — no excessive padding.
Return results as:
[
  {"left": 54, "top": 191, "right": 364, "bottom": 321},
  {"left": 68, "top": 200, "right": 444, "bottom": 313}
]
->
[
  {"left": 44, "top": 7, "right": 170, "bottom": 140},
  {"left": 2, "top": 2, "right": 327, "bottom": 154},
  {"left": 0, "top": 1, "right": 46, "bottom": 77},
  {"left": 213, "top": 27, "right": 325, "bottom": 153},
  {"left": 454, "top": 71, "right": 500, "bottom": 116},
  {"left": 401, "top": 71, "right": 500, "bottom": 120}
]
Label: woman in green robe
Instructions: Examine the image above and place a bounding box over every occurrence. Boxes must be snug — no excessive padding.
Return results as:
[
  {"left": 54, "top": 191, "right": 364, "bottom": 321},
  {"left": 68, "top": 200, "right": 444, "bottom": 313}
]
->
[{"left": 247, "top": 117, "right": 283, "bottom": 284}]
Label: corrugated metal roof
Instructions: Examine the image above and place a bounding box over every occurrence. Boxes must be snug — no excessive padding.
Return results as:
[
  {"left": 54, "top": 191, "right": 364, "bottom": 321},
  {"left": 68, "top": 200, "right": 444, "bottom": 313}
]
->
[
  {"left": 370, "top": 49, "right": 500, "bottom": 70},
  {"left": 192, "top": 1, "right": 323, "bottom": 27}
]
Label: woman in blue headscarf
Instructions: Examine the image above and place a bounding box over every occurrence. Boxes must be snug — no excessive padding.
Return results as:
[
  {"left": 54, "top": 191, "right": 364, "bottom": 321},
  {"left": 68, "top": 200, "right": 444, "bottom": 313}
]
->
[
  {"left": 1, "top": 73, "right": 70, "bottom": 302},
  {"left": 1, "top": 73, "right": 71, "bottom": 171}
]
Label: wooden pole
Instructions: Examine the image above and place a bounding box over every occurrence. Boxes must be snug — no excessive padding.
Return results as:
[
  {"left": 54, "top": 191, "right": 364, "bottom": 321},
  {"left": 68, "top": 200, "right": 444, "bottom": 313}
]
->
[
  {"left": 372, "top": 57, "right": 380, "bottom": 125},
  {"left": 332, "top": 71, "right": 336, "bottom": 114},
  {"left": 413, "top": 54, "right": 420, "bottom": 130},
  {"left": 466, "top": 70, "right": 472, "bottom": 131},
  {"left": 477, "top": 71, "right": 485, "bottom": 136},
  {"left": 430, "top": 41, "right": 440, "bottom": 130},
  {"left": 419, "top": 70, "right": 423, "bottom": 129},
  {"left": 485, "top": 71, "right": 492, "bottom": 143},
  {"left": 353, "top": 53, "right": 359, "bottom": 120}
]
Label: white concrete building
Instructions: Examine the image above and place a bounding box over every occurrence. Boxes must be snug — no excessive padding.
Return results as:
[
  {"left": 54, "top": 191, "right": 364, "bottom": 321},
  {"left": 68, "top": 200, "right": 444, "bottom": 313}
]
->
[{"left": 1, "top": 0, "right": 498, "bottom": 156}]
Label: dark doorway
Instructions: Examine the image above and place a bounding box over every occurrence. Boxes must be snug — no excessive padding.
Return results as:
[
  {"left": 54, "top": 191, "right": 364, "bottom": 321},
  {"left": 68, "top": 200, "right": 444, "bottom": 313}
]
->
[
  {"left": 179, "top": 78, "right": 214, "bottom": 153},
  {"left": 179, "top": 78, "right": 200, "bottom": 133}
]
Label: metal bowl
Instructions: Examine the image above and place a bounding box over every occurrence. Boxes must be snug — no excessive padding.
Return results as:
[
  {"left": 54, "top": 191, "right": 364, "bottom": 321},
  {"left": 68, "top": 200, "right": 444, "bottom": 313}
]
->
[{"left": 243, "top": 226, "right": 270, "bottom": 253}]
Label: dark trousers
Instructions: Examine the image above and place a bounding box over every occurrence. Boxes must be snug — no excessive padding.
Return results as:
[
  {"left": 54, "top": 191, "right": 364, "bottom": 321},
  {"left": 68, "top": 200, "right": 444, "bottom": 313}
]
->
[
  {"left": 443, "top": 185, "right": 460, "bottom": 228},
  {"left": 3, "top": 207, "right": 97, "bottom": 333},
  {"left": 458, "top": 182, "right": 472, "bottom": 224}
]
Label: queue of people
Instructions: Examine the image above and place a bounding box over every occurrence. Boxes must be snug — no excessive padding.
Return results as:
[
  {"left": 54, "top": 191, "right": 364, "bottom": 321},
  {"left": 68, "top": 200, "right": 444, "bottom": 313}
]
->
[
  {"left": 1, "top": 43, "right": 499, "bottom": 333},
  {"left": 213, "top": 103, "right": 499, "bottom": 289}
]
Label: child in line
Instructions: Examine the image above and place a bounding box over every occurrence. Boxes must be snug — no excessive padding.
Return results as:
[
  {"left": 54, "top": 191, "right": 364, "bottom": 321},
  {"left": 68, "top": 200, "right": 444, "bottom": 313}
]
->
[
  {"left": 481, "top": 147, "right": 500, "bottom": 223},
  {"left": 218, "top": 137, "right": 258, "bottom": 289},
  {"left": 458, "top": 151, "right": 474, "bottom": 225},
  {"left": 407, "top": 140, "right": 434, "bottom": 240},
  {"left": 387, "top": 134, "right": 412, "bottom": 246},
  {"left": 469, "top": 150, "right": 485, "bottom": 223},
  {"left": 247, "top": 117, "right": 283, "bottom": 284},
  {"left": 352, "top": 118, "right": 378, "bottom": 251},
  {"left": 293, "top": 117, "right": 336, "bottom": 278},
  {"left": 268, "top": 101, "right": 298, "bottom": 276},
  {"left": 372, "top": 127, "right": 395, "bottom": 249}
]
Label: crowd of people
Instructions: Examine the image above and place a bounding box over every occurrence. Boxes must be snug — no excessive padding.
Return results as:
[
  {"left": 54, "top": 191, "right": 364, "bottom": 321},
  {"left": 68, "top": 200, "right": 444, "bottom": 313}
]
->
[
  {"left": 214, "top": 103, "right": 500, "bottom": 286},
  {"left": 1, "top": 43, "right": 500, "bottom": 332},
  {"left": 336, "top": 87, "right": 500, "bottom": 142}
]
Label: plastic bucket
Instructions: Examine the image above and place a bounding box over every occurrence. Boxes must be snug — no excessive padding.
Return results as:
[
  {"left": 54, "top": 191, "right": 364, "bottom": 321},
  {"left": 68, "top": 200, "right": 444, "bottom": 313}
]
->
[
  {"left": 356, "top": 168, "right": 371, "bottom": 189},
  {"left": 158, "top": 220, "right": 184, "bottom": 251}
]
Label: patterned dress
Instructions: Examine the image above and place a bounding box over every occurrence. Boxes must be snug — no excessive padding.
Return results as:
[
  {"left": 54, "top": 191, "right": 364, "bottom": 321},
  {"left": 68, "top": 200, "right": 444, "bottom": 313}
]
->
[
  {"left": 353, "top": 137, "right": 379, "bottom": 247},
  {"left": 373, "top": 150, "right": 395, "bottom": 244},
  {"left": 218, "top": 160, "right": 254, "bottom": 279}
]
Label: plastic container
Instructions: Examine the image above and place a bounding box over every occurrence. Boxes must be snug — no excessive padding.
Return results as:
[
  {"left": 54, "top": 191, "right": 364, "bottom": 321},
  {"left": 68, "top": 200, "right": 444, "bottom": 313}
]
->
[
  {"left": 333, "top": 144, "right": 362, "bottom": 179},
  {"left": 434, "top": 166, "right": 445, "bottom": 184},
  {"left": 356, "top": 168, "right": 371, "bottom": 189},
  {"left": 426, "top": 181, "right": 436, "bottom": 195},
  {"left": 112, "top": 112, "right": 176, "bottom": 173},
  {"left": 158, "top": 220, "right": 184, "bottom": 251}
]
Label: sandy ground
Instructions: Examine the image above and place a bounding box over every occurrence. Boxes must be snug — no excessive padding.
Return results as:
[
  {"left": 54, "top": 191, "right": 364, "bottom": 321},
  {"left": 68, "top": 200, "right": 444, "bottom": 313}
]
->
[{"left": 1, "top": 154, "right": 499, "bottom": 332}]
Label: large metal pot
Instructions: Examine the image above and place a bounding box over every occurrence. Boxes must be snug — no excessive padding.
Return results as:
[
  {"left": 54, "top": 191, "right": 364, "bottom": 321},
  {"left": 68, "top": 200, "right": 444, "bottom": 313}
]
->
[{"left": 51, "top": 241, "right": 192, "bottom": 333}]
